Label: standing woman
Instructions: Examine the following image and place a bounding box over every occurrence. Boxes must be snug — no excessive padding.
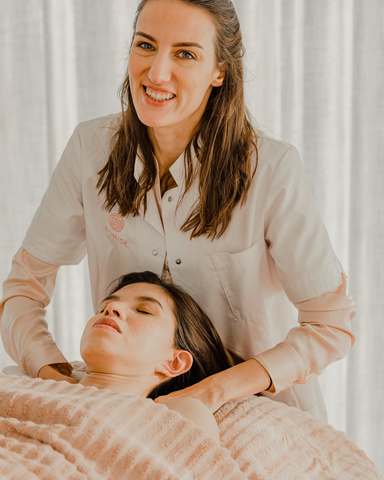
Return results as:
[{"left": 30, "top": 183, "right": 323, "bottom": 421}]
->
[{"left": 0, "top": 0, "right": 356, "bottom": 421}]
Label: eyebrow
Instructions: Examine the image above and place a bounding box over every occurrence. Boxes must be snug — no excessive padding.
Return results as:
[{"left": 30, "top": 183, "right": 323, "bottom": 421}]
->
[
  {"left": 135, "top": 31, "right": 204, "bottom": 50},
  {"left": 99, "top": 293, "right": 164, "bottom": 312}
]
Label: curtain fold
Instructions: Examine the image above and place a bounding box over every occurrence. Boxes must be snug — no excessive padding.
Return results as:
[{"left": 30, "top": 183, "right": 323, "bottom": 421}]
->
[{"left": 0, "top": 0, "right": 383, "bottom": 475}]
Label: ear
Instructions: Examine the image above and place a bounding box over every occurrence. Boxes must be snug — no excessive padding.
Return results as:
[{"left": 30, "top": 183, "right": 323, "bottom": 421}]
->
[
  {"left": 155, "top": 349, "right": 193, "bottom": 378},
  {"left": 211, "top": 63, "right": 226, "bottom": 87}
]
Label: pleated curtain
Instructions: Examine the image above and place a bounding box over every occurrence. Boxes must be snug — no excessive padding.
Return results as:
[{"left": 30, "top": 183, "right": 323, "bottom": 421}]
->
[{"left": 0, "top": 0, "right": 383, "bottom": 475}]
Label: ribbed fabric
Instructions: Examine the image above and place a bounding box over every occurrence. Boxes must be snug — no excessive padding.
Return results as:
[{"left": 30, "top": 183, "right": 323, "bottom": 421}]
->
[
  {"left": 0, "top": 371, "right": 381, "bottom": 479},
  {"left": 216, "top": 396, "right": 382, "bottom": 480},
  {"left": 0, "top": 373, "right": 246, "bottom": 480}
]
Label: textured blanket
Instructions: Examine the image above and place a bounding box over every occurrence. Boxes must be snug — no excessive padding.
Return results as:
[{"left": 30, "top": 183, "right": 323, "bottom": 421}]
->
[{"left": 0, "top": 372, "right": 381, "bottom": 479}]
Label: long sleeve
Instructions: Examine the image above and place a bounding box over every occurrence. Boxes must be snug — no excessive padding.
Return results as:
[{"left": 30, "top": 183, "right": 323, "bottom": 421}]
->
[
  {"left": 254, "top": 272, "right": 357, "bottom": 395},
  {"left": 0, "top": 247, "right": 69, "bottom": 378}
]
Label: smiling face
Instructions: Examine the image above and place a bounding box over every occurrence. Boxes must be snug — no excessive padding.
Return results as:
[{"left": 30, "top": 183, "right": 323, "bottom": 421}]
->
[
  {"left": 80, "top": 282, "right": 180, "bottom": 376},
  {"left": 128, "top": 0, "right": 225, "bottom": 133}
]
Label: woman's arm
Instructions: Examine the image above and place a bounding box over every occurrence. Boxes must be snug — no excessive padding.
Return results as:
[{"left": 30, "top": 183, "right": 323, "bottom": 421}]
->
[
  {"left": 157, "top": 397, "right": 221, "bottom": 444},
  {"left": 0, "top": 247, "right": 73, "bottom": 380},
  {"left": 254, "top": 272, "right": 356, "bottom": 394}
]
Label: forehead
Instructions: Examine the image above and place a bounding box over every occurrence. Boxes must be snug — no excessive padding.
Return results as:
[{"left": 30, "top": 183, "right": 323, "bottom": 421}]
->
[{"left": 137, "top": 0, "right": 216, "bottom": 45}]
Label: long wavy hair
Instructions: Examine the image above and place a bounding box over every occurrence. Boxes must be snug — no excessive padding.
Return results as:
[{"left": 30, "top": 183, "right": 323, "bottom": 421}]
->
[
  {"left": 105, "top": 271, "right": 265, "bottom": 400},
  {"left": 96, "top": 0, "right": 259, "bottom": 240}
]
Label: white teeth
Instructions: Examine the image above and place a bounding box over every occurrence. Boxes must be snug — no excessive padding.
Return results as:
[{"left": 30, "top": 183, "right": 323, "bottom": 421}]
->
[{"left": 145, "top": 87, "right": 175, "bottom": 101}]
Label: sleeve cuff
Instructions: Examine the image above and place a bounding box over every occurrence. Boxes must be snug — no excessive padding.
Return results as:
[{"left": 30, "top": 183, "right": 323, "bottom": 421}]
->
[
  {"left": 22, "top": 344, "right": 69, "bottom": 379},
  {"left": 254, "top": 342, "right": 306, "bottom": 395}
]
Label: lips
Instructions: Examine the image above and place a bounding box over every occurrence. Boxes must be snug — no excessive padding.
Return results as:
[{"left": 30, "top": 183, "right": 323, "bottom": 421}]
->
[
  {"left": 143, "top": 84, "right": 175, "bottom": 96},
  {"left": 92, "top": 317, "right": 122, "bottom": 333}
]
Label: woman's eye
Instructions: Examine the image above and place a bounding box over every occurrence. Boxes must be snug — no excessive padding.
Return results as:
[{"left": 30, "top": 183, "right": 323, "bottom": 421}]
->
[
  {"left": 137, "top": 42, "right": 153, "bottom": 50},
  {"left": 136, "top": 309, "right": 150, "bottom": 315},
  {"left": 177, "top": 51, "right": 194, "bottom": 60}
]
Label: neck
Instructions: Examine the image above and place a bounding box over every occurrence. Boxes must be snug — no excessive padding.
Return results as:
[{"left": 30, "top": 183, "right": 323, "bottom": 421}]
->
[
  {"left": 79, "top": 371, "right": 162, "bottom": 397},
  {"left": 148, "top": 126, "right": 193, "bottom": 178}
]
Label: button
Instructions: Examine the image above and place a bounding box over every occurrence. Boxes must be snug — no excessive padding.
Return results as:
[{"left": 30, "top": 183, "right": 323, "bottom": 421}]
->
[
  {"left": 152, "top": 249, "right": 158, "bottom": 256},
  {"left": 168, "top": 196, "right": 173, "bottom": 202},
  {"left": 175, "top": 259, "right": 181, "bottom": 265}
]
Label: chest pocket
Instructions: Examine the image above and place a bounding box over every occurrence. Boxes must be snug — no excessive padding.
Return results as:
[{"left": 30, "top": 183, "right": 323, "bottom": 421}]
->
[{"left": 211, "top": 238, "right": 274, "bottom": 322}]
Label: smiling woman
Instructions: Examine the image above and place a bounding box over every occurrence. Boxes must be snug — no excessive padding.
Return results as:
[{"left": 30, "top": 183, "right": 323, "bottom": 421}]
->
[
  {"left": 1, "top": 0, "right": 357, "bottom": 433},
  {"left": 78, "top": 270, "right": 255, "bottom": 444}
]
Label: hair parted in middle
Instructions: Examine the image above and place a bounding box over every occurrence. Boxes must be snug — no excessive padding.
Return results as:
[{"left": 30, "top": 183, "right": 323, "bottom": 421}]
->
[
  {"left": 97, "top": 0, "right": 259, "bottom": 240},
  {"left": 105, "top": 270, "right": 265, "bottom": 400}
]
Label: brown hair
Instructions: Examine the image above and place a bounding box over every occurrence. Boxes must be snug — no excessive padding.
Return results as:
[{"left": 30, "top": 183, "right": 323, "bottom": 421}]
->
[
  {"left": 97, "top": 0, "right": 259, "bottom": 240},
  {"left": 105, "top": 271, "right": 264, "bottom": 400}
]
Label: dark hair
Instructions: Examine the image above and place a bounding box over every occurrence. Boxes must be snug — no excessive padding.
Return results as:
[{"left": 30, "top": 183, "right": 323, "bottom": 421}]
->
[
  {"left": 96, "top": 0, "right": 258, "bottom": 240},
  {"left": 105, "top": 271, "right": 264, "bottom": 399}
]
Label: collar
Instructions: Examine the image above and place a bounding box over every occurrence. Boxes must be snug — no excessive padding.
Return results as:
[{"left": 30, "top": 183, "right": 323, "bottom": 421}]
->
[{"left": 133, "top": 141, "right": 201, "bottom": 187}]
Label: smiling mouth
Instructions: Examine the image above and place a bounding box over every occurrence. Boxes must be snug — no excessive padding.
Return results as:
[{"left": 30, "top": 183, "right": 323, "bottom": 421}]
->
[{"left": 144, "top": 86, "right": 176, "bottom": 102}]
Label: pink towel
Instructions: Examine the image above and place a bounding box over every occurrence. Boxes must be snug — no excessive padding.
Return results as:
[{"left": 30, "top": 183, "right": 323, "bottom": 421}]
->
[
  {"left": 0, "top": 372, "right": 381, "bottom": 479},
  {"left": 0, "top": 373, "right": 245, "bottom": 479},
  {"left": 216, "top": 395, "right": 381, "bottom": 479}
]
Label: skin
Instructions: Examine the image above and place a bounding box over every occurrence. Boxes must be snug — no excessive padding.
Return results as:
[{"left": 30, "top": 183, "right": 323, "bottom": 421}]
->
[
  {"left": 79, "top": 282, "right": 193, "bottom": 397},
  {"left": 128, "top": 0, "right": 225, "bottom": 177}
]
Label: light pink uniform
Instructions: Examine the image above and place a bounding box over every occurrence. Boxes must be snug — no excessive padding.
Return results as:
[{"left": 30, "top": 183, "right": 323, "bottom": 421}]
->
[{"left": 0, "top": 113, "right": 357, "bottom": 423}]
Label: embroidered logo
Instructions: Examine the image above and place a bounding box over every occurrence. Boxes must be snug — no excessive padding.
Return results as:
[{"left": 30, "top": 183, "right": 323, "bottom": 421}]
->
[{"left": 109, "top": 213, "right": 124, "bottom": 232}]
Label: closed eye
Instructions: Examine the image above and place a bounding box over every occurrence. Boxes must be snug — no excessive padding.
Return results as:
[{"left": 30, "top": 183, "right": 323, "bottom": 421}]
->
[{"left": 136, "top": 309, "right": 151, "bottom": 315}]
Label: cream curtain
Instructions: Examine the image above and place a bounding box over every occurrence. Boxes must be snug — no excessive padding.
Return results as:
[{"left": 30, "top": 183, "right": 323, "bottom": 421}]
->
[{"left": 0, "top": 0, "right": 383, "bottom": 475}]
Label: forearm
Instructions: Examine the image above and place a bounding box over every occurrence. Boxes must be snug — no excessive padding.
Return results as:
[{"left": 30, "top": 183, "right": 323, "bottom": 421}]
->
[
  {"left": 1, "top": 296, "right": 69, "bottom": 378},
  {"left": 255, "top": 273, "right": 357, "bottom": 394},
  {"left": 0, "top": 247, "right": 68, "bottom": 378},
  {"left": 210, "top": 358, "right": 273, "bottom": 404}
]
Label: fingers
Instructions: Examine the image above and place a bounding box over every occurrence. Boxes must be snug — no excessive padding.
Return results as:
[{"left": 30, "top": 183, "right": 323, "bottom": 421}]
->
[
  {"left": 38, "top": 365, "right": 78, "bottom": 383},
  {"left": 53, "top": 362, "right": 73, "bottom": 376}
]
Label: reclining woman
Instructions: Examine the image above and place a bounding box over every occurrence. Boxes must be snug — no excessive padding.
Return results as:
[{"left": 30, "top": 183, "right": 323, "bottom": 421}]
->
[{"left": 77, "top": 270, "right": 257, "bottom": 445}]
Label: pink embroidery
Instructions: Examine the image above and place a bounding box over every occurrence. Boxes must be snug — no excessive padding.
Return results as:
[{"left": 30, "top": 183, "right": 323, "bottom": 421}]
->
[
  {"left": 109, "top": 213, "right": 124, "bottom": 232},
  {"left": 105, "top": 226, "right": 128, "bottom": 248}
]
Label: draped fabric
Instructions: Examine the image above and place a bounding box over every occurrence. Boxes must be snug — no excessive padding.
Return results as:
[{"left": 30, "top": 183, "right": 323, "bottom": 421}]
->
[{"left": 0, "top": 0, "right": 383, "bottom": 475}]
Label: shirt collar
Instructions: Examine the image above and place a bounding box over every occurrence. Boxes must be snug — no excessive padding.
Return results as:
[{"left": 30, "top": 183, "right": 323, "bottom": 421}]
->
[{"left": 133, "top": 141, "right": 200, "bottom": 187}]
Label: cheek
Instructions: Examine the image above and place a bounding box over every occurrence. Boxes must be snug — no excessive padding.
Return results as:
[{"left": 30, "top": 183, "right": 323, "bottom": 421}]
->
[
  {"left": 80, "top": 319, "right": 97, "bottom": 351},
  {"left": 129, "top": 55, "right": 146, "bottom": 84}
]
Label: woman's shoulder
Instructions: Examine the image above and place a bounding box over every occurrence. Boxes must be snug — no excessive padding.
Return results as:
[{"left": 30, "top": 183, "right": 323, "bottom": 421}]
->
[
  {"left": 252, "top": 127, "right": 301, "bottom": 174},
  {"left": 157, "top": 397, "right": 220, "bottom": 444},
  {"left": 74, "top": 111, "right": 121, "bottom": 142},
  {"left": 254, "top": 127, "right": 296, "bottom": 159},
  {"left": 72, "top": 112, "right": 123, "bottom": 161}
]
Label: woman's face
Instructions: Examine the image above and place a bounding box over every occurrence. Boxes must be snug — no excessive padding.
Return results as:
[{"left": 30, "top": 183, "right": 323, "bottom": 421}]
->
[
  {"left": 128, "top": 0, "right": 225, "bottom": 132},
  {"left": 80, "top": 282, "right": 179, "bottom": 376}
]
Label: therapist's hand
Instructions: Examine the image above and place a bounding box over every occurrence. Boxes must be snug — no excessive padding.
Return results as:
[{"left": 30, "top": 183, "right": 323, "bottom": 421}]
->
[
  {"left": 153, "top": 358, "right": 272, "bottom": 414},
  {"left": 38, "top": 363, "right": 79, "bottom": 384},
  {"left": 154, "top": 375, "right": 226, "bottom": 414}
]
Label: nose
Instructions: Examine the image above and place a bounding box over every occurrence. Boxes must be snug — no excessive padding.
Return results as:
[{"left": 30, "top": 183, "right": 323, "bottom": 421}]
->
[
  {"left": 104, "top": 302, "right": 125, "bottom": 320},
  {"left": 148, "top": 51, "right": 172, "bottom": 85}
]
